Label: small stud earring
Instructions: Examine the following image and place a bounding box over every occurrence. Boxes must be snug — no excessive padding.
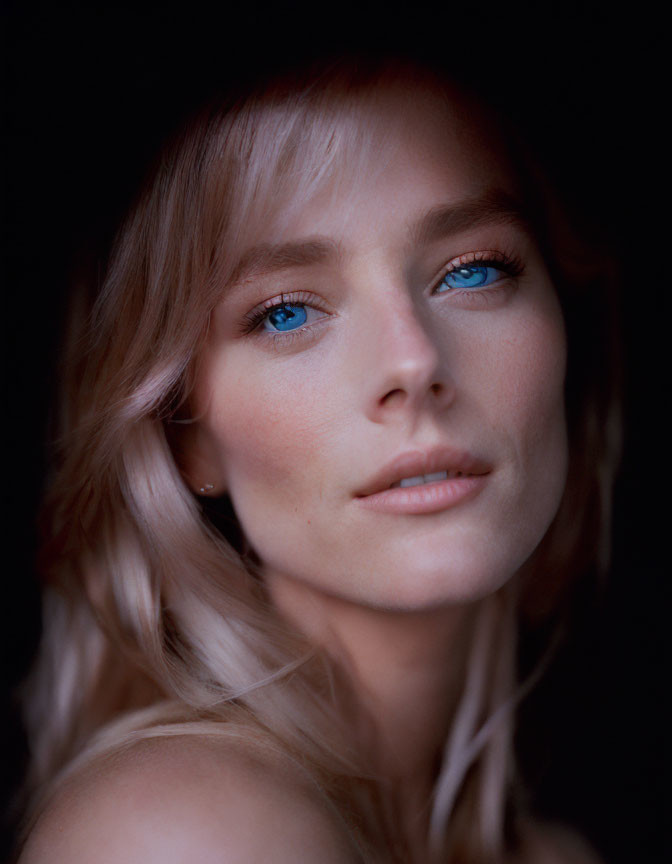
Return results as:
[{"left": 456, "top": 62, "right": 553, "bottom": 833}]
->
[{"left": 199, "top": 483, "right": 215, "bottom": 494}]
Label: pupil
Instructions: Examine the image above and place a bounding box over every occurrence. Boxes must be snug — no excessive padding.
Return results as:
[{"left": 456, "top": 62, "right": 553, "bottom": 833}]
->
[{"left": 271, "top": 305, "right": 296, "bottom": 325}]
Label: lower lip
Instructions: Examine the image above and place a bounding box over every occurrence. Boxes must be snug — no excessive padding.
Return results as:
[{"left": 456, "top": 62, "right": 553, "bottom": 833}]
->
[{"left": 354, "top": 474, "right": 488, "bottom": 515}]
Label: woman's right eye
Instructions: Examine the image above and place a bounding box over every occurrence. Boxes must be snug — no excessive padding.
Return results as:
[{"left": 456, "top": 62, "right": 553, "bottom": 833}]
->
[{"left": 238, "top": 291, "right": 331, "bottom": 341}]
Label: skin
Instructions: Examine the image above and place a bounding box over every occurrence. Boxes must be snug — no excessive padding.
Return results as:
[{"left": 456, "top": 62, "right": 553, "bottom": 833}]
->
[
  {"left": 179, "top": 83, "right": 569, "bottom": 851},
  {"left": 19, "top": 738, "right": 362, "bottom": 863}
]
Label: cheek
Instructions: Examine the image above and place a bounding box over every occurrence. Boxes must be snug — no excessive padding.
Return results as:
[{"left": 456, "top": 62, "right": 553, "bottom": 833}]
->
[
  {"left": 465, "top": 294, "right": 567, "bottom": 442},
  {"left": 202, "top": 348, "right": 342, "bottom": 493},
  {"left": 500, "top": 321, "right": 566, "bottom": 434}
]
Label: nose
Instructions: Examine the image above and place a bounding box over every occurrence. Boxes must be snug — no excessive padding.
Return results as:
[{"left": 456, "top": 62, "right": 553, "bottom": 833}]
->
[{"left": 362, "top": 290, "right": 455, "bottom": 424}]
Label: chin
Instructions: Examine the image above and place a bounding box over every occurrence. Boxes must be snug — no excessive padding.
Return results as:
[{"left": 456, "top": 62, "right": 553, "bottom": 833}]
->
[
  {"left": 372, "top": 562, "right": 518, "bottom": 611},
  {"left": 355, "top": 528, "right": 549, "bottom": 611}
]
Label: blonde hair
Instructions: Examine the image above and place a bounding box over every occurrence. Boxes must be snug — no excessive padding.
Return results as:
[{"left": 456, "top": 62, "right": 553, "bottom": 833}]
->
[{"left": 21, "top": 58, "right": 621, "bottom": 862}]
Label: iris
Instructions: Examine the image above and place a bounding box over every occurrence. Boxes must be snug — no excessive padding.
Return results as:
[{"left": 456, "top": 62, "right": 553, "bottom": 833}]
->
[
  {"left": 440, "top": 265, "right": 501, "bottom": 291},
  {"left": 264, "top": 304, "right": 308, "bottom": 332}
]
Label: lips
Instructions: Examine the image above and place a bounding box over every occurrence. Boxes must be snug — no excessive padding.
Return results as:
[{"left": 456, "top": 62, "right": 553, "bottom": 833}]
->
[{"left": 355, "top": 446, "right": 491, "bottom": 498}]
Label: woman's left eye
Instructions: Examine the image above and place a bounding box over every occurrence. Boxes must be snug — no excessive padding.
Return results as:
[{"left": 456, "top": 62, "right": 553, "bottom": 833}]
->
[
  {"left": 262, "top": 303, "right": 312, "bottom": 332},
  {"left": 435, "top": 264, "right": 505, "bottom": 293}
]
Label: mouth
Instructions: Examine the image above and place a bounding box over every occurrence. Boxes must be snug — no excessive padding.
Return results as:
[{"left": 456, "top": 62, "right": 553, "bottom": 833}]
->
[
  {"left": 355, "top": 447, "right": 491, "bottom": 498},
  {"left": 353, "top": 447, "right": 491, "bottom": 515}
]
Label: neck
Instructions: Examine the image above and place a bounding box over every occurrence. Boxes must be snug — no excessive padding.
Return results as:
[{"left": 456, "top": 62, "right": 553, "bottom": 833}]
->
[{"left": 265, "top": 572, "right": 477, "bottom": 792}]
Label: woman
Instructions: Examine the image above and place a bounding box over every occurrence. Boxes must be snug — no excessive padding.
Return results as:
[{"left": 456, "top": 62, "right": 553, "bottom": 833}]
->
[{"left": 17, "top": 56, "right": 620, "bottom": 863}]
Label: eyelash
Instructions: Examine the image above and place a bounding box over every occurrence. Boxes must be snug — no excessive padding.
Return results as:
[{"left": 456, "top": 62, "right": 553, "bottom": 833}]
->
[
  {"left": 433, "top": 249, "right": 524, "bottom": 297},
  {"left": 240, "top": 249, "right": 524, "bottom": 345}
]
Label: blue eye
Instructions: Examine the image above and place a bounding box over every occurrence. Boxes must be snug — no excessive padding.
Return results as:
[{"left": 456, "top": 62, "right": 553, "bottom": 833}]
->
[
  {"left": 437, "top": 264, "right": 503, "bottom": 292},
  {"left": 263, "top": 303, "right": 308, "bottom": 332}
]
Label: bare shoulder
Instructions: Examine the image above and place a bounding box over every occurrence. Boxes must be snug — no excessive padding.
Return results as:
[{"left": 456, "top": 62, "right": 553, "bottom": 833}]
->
[
  {"left": 19, "top": 736, "right": 361, "bottom": 864},
  {"left": 515, "top": 818, "right": 603, "bottom": 864}
]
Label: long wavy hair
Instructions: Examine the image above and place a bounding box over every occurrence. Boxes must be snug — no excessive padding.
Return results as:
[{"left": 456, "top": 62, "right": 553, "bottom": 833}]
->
[{"left": 20, "top": 56, "right": 621, "bottom": 862}]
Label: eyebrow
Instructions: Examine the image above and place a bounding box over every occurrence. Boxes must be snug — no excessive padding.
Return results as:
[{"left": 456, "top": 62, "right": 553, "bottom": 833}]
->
[
  {"left": 228, "top": 188, "right": 530, "bottom": 288},
  {"left": 409, "top": 188, "right": 531, "bottom": 247},
  {"left": 229, "top": 238, "right": 341, "bottom": 288}
]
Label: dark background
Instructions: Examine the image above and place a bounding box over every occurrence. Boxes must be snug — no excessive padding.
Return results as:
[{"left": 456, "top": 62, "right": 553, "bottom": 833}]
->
[{"left": 2, "top": 2, "right": 665, "bottom": 862}]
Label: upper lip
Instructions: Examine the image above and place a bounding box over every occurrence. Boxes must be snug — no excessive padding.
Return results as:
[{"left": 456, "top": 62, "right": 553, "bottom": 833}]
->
[{"left": 355, "top": 446, "right": 492, "bottom": 497}]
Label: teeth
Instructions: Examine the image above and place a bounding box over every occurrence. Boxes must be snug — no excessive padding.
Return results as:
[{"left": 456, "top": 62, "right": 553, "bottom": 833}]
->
[
  {"left": 399, "top": 475, "right": 425, "bottom": 488},
  {"left": 393, "top": 470, "right": 449, "bottom": 489}
]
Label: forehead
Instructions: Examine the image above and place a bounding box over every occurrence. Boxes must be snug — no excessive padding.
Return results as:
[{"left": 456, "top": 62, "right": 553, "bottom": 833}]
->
[
  {"left": 246, "top": 80, "right": 519, "bottom": 250},
  {"left": 327, "top": 100, "right": 507, "bottom": 222}
]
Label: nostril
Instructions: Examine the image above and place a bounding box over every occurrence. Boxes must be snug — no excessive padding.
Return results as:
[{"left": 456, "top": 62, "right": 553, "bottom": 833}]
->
[
  {"left": 380, "top": 388, "right": 405, "bottom": 406},
  {"left": 380, "top": 381, "right": 445, "bottom": 408}
]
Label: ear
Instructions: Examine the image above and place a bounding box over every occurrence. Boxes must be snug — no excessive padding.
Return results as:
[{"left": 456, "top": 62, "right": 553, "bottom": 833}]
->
[{"left": 169, "top": 420, "right": 227, "bottom": 498}]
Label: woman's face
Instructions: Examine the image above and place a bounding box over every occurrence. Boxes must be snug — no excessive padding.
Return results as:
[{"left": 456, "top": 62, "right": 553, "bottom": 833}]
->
[{"left": 184, "top": 84, "right": 568, "bottom": 610}]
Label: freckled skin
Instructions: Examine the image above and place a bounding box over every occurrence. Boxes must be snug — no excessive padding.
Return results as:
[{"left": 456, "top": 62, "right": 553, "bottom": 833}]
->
[{"left": 186, "top": 86, "right": 568, "bottom": 612}]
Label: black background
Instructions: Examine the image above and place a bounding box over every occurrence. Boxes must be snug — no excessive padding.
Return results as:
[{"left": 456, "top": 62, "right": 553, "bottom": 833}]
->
[{"left": 2, "top": 2, "right": 665, "bottom": 862}]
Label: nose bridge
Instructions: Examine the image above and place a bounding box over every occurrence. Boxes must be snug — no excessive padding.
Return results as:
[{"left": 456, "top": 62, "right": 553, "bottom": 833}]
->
[
  {"left": 358, "top": 273, "right": 450, "bottom": 418},
  {"left": 380, "top": 289, "right": 440, "bottom": 379}
]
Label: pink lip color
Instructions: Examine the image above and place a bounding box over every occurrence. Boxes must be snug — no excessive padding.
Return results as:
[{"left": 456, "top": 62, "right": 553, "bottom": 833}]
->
[{"left": 355, "top": 473, "right": 487, "bottom": 515}]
